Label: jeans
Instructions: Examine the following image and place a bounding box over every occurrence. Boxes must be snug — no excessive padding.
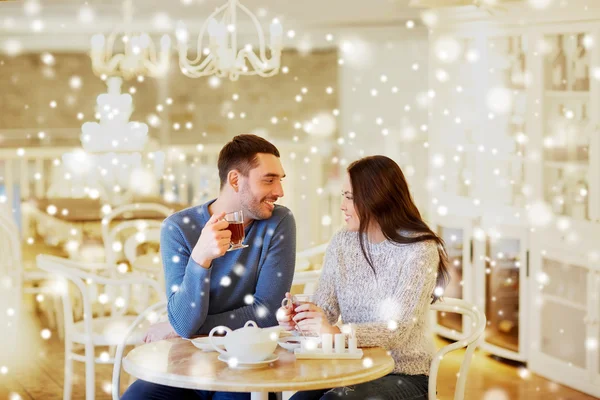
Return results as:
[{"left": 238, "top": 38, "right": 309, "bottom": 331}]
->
[
  {"left": 289, "top": 374, "right": 429, "bottom": 400},
  {"left": 121, "top": 379, "right": 279, "bottom": 400}
]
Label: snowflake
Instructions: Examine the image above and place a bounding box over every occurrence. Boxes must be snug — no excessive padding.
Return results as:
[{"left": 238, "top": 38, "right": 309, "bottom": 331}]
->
[
  {"left": 233, "top": 264, "right": 246, "bottom": 276},
  {"left": 256, "top": 306, "right": 268, "bottom": 318},
  {"left": 220, "top": 276, "right": 232, "bottom": 287}
]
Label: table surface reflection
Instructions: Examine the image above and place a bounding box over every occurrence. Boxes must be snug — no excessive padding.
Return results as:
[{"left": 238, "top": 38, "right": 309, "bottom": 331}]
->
[{"left": 122, "top": 338, "right": 395, "bottom": 393}]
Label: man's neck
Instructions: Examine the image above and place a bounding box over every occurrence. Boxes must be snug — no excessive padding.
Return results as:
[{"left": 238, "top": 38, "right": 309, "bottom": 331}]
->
[{"left": 208, "top": 195, "right": 254, "bottom": 227}]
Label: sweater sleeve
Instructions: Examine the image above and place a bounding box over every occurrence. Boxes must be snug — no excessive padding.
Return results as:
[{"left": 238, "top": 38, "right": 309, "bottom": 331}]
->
[
  {"left": 162, "top": 219, "right": 213, "bottom": 338},
  {"left": 196, "top": 212, "right": 297, "bottom": 333},
  {"left": 313, "top": 232, "right": 341, "bottom": 325},
  {"left": 353, "top": 240, "right": 439, "bottom": 348}
]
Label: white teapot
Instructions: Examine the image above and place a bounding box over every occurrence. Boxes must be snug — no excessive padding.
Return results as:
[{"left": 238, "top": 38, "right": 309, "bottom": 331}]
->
[{"left": 209, "top": 320, "right": 282, "bottom": 362}]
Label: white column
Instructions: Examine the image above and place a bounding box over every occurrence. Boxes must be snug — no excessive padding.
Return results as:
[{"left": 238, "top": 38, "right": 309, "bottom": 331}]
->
[
  {"left": 34, "top": 158, "right": 44, "bottom": 198},
  {"left": 525, "top": 32, "right": 545, "bottom": 206},
  {"left": 20, "top": 158, "right": 29, "bottom": 199},
  {"left": 588, "top": 27, "right": 600, "bottom": 221}
]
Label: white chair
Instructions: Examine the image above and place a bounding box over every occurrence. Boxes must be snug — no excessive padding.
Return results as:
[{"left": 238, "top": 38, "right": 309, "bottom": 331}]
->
[
  {"left": 0, "top": 207, "right": 69, "bottom": 332},
  {"left": 280, "top": 297, "right": 485, "bottom": 400},
  {"left": 37, "top": 254, "right": 165, "bottom": 400},
  {"left": 112, "top": 301, "right": 168, "bottom": 400},
  {"left": 102, "top": 203, "right": 172, "bottom": 278},
  {"left": 123, "top": 226, "right": 163, "bottom": 276},
  {"left": 429, "top": 298, "right": 486, "bottom": 400},
  {"left": 292, "top": 242, "right": 328, "bottom": 294},
  {"left": 0, "top": 208, "right": 23, "bottom": 363}
]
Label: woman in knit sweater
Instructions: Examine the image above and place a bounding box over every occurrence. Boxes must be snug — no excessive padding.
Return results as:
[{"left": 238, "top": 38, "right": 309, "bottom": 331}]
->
[{"left": 277, "top": 155, "right": 450, "bottom": 400}]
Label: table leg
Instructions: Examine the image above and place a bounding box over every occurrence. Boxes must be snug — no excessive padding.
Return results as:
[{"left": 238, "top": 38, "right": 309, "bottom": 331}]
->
[
  {"left": 250, "top": 392, "right": 269, "bottom": 400},
  {"left": 282, "top": 391, "right": 296, "bottom": 400}
]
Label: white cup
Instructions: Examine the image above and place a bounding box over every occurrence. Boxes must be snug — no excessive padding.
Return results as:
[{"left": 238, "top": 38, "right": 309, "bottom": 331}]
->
[
  {"left": 334, "top": 333, "right": 345, "bottom": 353},
  {"left": 348, "top": 337, "right": 358, "bottom": 353}
]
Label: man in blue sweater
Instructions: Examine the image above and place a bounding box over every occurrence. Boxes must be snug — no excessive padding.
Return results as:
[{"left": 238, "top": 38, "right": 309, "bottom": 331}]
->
[{"left": 122, "top": 134, "right": 296, "bottom": 400}]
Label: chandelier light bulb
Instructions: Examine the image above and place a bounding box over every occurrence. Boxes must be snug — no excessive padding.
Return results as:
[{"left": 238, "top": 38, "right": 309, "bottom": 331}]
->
[
  {"left": 160, "top": 34, "right": 171, "bottom": 50},
  {"left": 91, "top": 34, "right": 105, "bottom": 50},
  {"left": 139, "top": 33, "right": 151, "bottom": 49},
  {"left": 208, "top": 18, "right": 219, "bottom": 37},
  {"left": 176, "top": 20, "right": 189, "bottom": 42}
]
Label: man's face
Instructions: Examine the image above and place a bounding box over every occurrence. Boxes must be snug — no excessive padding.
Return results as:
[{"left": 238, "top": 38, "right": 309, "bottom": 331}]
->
[{"left": 238, "top": 153, "right": 285, "bottom": 220}]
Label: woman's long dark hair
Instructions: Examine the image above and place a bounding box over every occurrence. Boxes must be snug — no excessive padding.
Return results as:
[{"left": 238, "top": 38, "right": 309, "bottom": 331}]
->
[{"left": 347, "top": 155, "right": 450, "bottom": 303}]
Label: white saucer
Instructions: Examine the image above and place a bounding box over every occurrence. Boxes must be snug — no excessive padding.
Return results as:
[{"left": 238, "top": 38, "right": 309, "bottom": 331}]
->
[
  {"left": 278, "top": 336, "right": 321, "bottom": 351},
  {"left": 217, "top": 353, "right": 279, "bottom": 369},
  {"left": 188, "top": 337, "right": 225, "bottom": 352}
]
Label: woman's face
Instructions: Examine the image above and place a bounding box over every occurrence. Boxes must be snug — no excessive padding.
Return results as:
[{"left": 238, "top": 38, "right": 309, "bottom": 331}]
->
[{"left": 341, "top": 173, "right": 359, "bottom": 231}]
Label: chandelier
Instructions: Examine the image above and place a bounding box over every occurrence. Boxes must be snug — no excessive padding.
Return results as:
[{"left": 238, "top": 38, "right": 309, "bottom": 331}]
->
[
  {"left": 81, "top": 77, "right": 148, "bottom": 153},
  {"left": 175, "top": 0, "right": 283, "bottom": 81},
  {"left": 90, "top": 0, "right": 171, "bottom": 80}
]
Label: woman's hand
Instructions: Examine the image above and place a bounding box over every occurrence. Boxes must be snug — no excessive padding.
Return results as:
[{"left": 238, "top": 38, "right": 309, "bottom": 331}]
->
[
  {"left": 143, "top": 321, "right": 180, "bottom": 343},
  {"left": 293, "top": 303, "right": 340, "bottom": 335},
  {"left": 276, "top": 292, "right": 295, "bottom": 331}
]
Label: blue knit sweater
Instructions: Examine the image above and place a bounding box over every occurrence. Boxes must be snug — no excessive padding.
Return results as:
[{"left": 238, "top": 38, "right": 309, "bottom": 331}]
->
[{"left": 161, "top": 199, "right": 296, "bottom": 338}]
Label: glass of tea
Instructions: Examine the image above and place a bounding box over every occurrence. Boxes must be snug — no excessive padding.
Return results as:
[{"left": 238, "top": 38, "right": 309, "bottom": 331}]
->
[
  {"left": 224, "top": 210, "right": 248, "bottom": 251},
  {"left": 281, "top": 294, "right": 314, "bottom": 318}
]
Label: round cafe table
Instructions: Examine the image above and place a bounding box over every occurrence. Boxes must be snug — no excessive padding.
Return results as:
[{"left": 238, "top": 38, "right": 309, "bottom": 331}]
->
[{"left": 122, "top": 338, "right": 395, "bottom": 400}]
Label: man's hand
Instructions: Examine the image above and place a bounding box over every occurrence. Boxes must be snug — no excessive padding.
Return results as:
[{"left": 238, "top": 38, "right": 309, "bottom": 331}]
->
[
  {"left": 191, "top": 211, "right": 231, "bottom": 268},
  {"left": 143, "top": 321, "right": 180, "bottom": 343}
]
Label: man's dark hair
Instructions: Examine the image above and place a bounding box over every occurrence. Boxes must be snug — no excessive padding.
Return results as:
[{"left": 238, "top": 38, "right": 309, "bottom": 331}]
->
[{"left": 217, "top": 134, "right": 281, "bottom": 189}]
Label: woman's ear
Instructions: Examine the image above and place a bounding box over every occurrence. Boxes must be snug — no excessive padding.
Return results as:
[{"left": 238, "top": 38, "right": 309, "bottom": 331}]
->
[{"left": 228, "top": 170, "right": 239, "bottom": 191}]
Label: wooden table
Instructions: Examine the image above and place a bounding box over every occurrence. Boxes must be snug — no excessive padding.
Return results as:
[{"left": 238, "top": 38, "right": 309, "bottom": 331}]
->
[{"left": 122, "top": 338, "right": 395, "bottom": 400}]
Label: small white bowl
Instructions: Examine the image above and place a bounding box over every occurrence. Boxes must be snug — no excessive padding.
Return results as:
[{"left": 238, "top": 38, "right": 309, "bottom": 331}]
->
[{"left": 278, "top": 336, "right": 321, "bottom": 351}]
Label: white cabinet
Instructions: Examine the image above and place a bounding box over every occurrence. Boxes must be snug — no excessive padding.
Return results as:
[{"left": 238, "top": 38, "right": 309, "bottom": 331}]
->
[
  {"left": 592, "top": 270, "right": 600, "bottom": 387},
  {"left": 426, "top": 7, "right": 600, "bottom": 396},
  {"left": 473, "top": 215, "right": 529, "bottom": 362},
  {"left": 429, "top": 206, "right": 477, "bottom": 341},
  {"left": 529, "top": 227, "right": 600, "bottom": 398},
  {"left": 532, "top": 27, "right": 600, "bottom": 223}
]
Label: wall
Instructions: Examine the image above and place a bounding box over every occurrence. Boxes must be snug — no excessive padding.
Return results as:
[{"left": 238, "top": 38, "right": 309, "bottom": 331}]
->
[
  {"left": 337, "top": 28, "right": 431, "bottom": 217},
  {"left": 0, "top": 50, "right": 338, "bottom": 147}
]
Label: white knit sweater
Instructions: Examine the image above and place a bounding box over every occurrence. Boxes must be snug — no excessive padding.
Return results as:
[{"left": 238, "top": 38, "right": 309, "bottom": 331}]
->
[{"left": 313, "top": 229, "right": 439, "bottom": 375}]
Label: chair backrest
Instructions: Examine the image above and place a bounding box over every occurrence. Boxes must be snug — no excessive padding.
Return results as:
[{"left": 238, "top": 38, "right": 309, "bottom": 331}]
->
[
  {"left": 429, "top": 298, "right": 486, "bottom": 400},
  {"left": 36, "top": 254, "right": 165, "bottom": 343},
  {"left": 0, "top": 207, "right": 22, "bottom": 282},
  {"left": 293, "top": 242, "right": 328, "bottom": 294},
  {"left": 123, "top": 226, "right": 164, "bottom": 286},
  {"left": 101, "top": 203, "right": 172, "bottom": 275},
  {"left": 112, "top": 301, "right": 168, "bottom": 400},
  {"left": 0, "top": 208, "right": 23, "bottom": 361}
]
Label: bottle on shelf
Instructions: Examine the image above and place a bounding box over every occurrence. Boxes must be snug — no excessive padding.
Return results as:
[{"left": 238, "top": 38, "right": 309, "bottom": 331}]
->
[
  {"left": 510, "top": 36, "right": 526, "bottom": 89},
  {"left": 551, "top": 35, "right": 567, "bottom": 91},
  {"left": 571, "top": 178, "right": 588, "bottom": 220},
  {"left": 545, "top": 104, "right": 567, "bottom": 161},
  {"left": 573, "top": 34, "right": 589, "bottom": 91},
  {"left": 550, "top": 177, "right": 566, "bottom": 215},
  {"left": 576, "top": 104, "right": 590, "bottom": 161}
]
